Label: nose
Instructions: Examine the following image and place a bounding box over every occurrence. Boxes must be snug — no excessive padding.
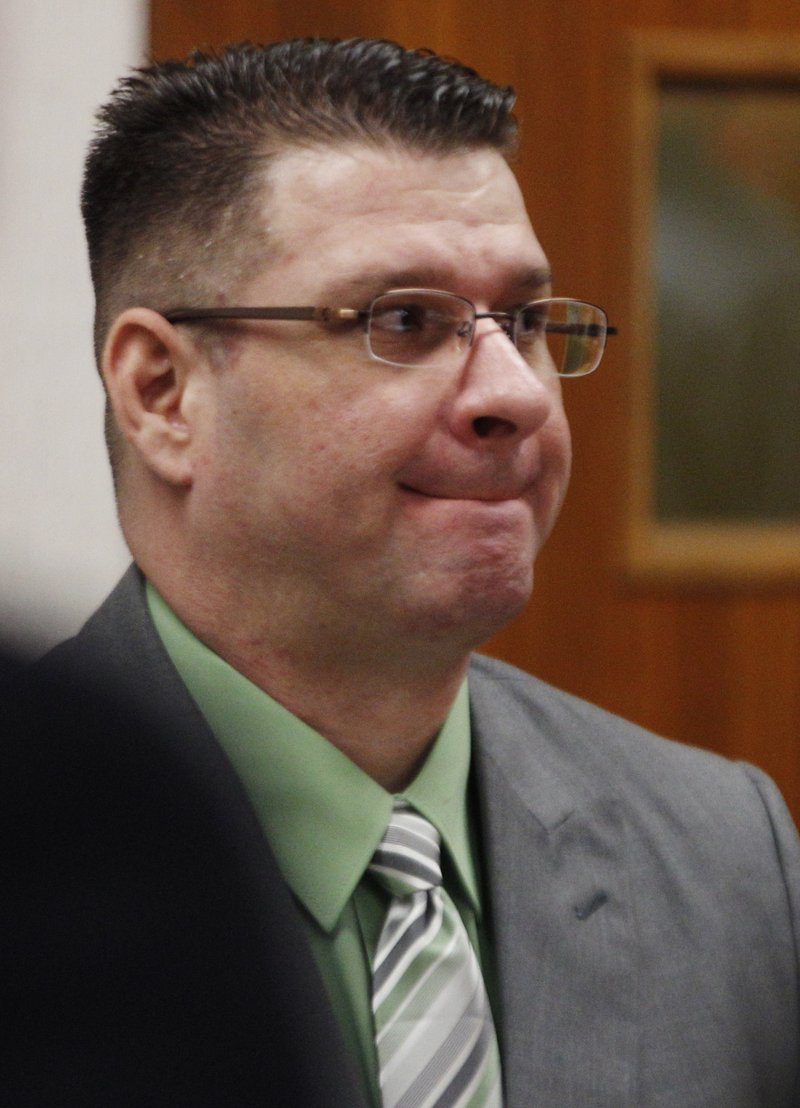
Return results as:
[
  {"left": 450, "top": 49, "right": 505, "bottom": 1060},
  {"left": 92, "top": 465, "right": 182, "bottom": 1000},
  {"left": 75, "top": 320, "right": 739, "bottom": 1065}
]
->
[{"left": 446, "top": 321, "right": 559, "bottom": 447}]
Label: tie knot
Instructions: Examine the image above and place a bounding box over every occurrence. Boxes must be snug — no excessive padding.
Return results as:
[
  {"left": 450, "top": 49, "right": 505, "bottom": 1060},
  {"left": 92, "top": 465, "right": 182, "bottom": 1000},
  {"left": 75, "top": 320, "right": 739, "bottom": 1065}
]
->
[{"left": 369, "top": 804, "right": 443, "bottom": 898}]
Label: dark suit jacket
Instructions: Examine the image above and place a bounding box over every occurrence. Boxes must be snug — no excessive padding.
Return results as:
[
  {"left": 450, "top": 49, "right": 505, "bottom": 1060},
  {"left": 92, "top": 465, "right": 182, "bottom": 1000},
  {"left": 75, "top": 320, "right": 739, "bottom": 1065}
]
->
[
  {"left": 6, "top": 566, "right": 800, "bottom": 1106},
  {"left": 1, "top": 616, "right": 367, "bottom": 1106}
]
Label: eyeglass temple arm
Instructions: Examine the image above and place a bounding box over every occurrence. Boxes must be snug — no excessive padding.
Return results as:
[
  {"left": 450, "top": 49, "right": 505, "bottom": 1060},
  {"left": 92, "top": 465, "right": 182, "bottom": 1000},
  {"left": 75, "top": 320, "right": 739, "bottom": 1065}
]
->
[
  {"left": 163, "top": 306, "right": 617, "bottom": 335},
  {"left": 163, "top": 306, "right": 366, "bottom": 324}
]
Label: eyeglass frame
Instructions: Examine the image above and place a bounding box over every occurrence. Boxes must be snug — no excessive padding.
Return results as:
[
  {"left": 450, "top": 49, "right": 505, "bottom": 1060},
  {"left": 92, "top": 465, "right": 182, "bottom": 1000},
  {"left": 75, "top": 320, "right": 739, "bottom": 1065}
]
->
[{"left": 162, "top": 289, "right": 618, "bottom": 376}]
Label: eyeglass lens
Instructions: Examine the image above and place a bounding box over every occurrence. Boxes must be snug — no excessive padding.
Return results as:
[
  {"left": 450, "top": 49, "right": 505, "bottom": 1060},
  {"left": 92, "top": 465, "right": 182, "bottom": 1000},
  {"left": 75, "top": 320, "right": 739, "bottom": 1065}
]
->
[
  {"left": 366, "top": 290, "right": 607, "bottom": 376},
  {"left": 514, "top": 299, "right": 607, "bottom": 377}
]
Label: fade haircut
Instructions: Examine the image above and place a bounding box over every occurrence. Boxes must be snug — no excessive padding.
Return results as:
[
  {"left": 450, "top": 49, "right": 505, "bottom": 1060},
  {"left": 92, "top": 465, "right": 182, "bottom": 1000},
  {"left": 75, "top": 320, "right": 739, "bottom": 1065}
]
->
[{"left": 82, "top": 38, "right": 518, "bottom": 367}]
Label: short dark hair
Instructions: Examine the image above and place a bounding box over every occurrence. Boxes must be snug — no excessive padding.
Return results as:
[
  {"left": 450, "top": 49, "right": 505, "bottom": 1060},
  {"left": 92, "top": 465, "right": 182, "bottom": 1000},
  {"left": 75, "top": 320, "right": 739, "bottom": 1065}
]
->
[{"left": 82, "top": 38, "right": 518, "bottom": 364}]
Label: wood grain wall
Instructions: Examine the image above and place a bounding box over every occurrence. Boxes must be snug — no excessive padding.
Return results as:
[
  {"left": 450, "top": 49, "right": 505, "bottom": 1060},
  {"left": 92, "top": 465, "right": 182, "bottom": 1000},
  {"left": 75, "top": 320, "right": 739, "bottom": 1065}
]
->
[{"left": 150, "top": 0, "right": 800, "bottom": 820}]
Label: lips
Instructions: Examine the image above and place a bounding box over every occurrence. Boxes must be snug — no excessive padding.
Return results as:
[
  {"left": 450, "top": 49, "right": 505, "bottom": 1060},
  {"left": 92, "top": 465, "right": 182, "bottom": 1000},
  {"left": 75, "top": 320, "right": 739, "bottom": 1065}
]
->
[
  {"left": 395, "top": 446, "right": 545, "bottom": 505},
  {"left": 398, "top": 479, "right": 535, "bottom": 502}
]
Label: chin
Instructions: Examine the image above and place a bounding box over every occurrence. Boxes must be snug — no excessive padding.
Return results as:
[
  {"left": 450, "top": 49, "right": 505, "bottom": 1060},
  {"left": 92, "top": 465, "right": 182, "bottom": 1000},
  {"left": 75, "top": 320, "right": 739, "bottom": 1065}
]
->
[
  {"left": 403, "top": 562, "right": 534, "bottom": 649},
  {"left": 464, "top": 581, "right": 533, "bottom": 644}
]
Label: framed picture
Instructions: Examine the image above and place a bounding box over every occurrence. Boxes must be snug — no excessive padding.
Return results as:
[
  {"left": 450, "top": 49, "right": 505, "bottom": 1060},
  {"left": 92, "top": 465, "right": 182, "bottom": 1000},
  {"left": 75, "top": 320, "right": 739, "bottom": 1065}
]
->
[{"left": 625, "top": 33, "right": 800, "bottom": 582}]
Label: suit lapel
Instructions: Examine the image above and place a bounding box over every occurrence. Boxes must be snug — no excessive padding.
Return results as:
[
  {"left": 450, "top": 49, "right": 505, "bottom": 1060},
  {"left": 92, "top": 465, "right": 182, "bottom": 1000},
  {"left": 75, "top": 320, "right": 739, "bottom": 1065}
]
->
[{"left": 470, "top": 661, "right": 640, "bottom": 1107}]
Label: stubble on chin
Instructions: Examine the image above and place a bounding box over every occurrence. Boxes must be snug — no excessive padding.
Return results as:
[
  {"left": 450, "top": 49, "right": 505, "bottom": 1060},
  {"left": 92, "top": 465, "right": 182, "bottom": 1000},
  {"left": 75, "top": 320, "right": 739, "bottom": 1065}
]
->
[{"left": 386, "top": 541, "right": 536, "bottom": 655}]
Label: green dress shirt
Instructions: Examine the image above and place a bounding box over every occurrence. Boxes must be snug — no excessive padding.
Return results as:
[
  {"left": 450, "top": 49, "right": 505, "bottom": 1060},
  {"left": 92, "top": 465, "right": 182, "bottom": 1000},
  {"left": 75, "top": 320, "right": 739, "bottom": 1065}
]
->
[{"left": 146, "top": 583, "right": 493, "bottom": 1106}]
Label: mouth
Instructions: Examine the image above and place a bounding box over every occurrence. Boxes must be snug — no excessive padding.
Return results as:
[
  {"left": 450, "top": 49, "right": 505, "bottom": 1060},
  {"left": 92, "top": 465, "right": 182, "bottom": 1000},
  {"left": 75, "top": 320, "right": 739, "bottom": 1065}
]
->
[{"left": 398, "top": 482, "right": 533, "bottom": 503}]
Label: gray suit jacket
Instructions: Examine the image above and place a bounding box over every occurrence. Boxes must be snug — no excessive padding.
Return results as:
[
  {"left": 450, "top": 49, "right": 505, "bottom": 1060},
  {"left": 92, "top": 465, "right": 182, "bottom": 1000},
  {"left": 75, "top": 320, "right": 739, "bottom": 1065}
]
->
[{"left": 45, "top": 568, "right": 800, "bottom": 1105}]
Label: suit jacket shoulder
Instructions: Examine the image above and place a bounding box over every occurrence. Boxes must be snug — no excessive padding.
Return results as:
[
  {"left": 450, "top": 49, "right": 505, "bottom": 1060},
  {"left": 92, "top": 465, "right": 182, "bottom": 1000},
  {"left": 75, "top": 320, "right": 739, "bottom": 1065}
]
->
[
  {"left": 469, "top": 651, "right": 799, "bottom": 841},
  {"left": 467, "top": 652, "right": 800, "bottom": 1107}
]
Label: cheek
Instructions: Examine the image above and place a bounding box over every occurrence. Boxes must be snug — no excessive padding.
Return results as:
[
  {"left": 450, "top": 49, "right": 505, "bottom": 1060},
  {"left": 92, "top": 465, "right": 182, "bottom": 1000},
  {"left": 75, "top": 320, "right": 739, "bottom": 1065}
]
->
[
  {"left": 276, "top": 380, "right": 439, "bottom": 488},
  {"left": 209, "top": 396, "right": 380, "bottom": 531},
  {"left": 543, "top": 384, "right": 571, "bottom": 464},
  {"left": 208, "top": 354, "right": 446, "bottom": 526},
  {"left": 535, "top": 407, "right": 572, "bottom": 523},
  {"left": 550, "top": 408, "right": 572, "bottom": 481}
]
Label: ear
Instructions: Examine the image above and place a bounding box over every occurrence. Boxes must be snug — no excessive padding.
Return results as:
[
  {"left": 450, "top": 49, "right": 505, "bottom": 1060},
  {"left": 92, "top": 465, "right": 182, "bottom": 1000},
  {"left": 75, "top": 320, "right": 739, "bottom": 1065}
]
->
[{"left": 102, "top": 308, "right": 201, "bottom": 487}]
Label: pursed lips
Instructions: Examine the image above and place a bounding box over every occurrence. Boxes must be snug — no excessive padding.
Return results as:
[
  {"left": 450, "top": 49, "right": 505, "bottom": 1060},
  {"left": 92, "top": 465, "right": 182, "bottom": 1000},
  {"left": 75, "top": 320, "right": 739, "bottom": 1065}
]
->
[{"left": 397, "top": 479, "right": 537, "bottom": 503}]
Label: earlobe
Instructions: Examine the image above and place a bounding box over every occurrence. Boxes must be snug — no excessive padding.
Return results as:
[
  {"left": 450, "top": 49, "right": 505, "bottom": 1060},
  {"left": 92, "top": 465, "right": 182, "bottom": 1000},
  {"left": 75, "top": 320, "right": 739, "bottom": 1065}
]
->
[{"left": 102, "top": 308, "right": 196, "bottom": 487}]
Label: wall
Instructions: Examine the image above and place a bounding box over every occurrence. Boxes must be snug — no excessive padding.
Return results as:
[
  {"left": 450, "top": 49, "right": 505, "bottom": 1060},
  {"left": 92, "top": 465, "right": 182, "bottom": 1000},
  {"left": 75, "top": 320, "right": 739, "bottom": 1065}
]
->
[{"left": 0, "top": 0, "right": 145, "bottom": 654}]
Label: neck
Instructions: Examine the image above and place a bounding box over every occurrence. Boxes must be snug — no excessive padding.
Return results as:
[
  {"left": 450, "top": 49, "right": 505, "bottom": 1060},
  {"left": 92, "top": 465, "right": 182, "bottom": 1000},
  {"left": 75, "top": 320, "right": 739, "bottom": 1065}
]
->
[
  {"left": 208, "top": 628, "right": 469, "bottom": 791},
  {"left": 148, "top": 566, "right": 472, "bottom": 792},
  {"left": 240, "top": 654, "right": 469, "bottom": 792}
]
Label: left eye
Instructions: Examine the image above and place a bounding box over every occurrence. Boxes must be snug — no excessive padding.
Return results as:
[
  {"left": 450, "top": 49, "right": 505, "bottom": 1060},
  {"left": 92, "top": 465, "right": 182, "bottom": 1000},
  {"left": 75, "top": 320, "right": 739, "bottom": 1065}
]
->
[{"left": 515, "top": 303, "right": 548, "bottom": 336}]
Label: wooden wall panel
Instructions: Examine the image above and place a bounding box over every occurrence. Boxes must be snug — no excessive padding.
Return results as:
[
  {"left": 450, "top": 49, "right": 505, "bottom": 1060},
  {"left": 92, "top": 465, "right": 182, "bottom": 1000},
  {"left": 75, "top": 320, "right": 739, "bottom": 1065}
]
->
[{"left": 150, "top": 0, "right": 800, "bottom": 820}]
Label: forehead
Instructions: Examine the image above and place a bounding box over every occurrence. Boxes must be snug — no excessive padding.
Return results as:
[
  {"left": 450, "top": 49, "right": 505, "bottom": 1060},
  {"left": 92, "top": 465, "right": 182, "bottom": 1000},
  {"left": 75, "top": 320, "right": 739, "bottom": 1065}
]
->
[{"left": 250, "top": 143, "right": 549, "bottom": 301}]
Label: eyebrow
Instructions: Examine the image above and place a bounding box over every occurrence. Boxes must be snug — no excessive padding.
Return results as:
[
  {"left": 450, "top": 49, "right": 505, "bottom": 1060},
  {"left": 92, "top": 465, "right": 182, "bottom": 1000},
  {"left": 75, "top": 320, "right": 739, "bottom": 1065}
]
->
[
  {"left": 322, "top": 265, "right": 554, "bottom": 305},
  {"left": 509, "top": 267, "right": 554, "bottom": 298},
  {"left": 320, "top": 269, "right": 439, "bottom": 303}
]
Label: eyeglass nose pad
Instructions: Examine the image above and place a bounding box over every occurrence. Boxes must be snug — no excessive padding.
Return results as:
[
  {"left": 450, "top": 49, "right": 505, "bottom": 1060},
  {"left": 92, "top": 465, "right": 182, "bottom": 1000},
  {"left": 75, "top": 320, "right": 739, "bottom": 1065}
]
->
[{"left": 456, "top": 319, "right": 474, "bottom": 344}]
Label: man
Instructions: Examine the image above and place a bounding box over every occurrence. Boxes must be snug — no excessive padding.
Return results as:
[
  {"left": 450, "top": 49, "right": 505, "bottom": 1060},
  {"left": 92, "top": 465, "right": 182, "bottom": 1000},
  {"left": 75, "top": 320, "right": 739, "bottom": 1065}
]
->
[{"left": 27, "top": 38, "right": 800, "bottom": 1106}]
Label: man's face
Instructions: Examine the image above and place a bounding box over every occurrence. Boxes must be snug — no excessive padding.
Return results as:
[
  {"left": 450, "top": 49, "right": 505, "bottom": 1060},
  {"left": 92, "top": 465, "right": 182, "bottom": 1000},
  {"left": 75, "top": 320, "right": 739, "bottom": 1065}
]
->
[{"left": 194, "top": 143, "right": 572, "bottom": 655}]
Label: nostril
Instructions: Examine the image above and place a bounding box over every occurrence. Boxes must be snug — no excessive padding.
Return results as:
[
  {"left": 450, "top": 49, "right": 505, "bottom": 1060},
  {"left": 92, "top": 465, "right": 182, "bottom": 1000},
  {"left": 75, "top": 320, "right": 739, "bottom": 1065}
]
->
[{"left": 473, "top": 415, "right": 517, "bottom": 438}]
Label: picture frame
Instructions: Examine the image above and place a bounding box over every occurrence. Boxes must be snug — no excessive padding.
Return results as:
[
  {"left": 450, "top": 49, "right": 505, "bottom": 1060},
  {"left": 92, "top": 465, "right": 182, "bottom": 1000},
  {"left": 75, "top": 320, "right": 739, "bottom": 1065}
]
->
[{"left": 625, "top": 32, "right": 800, "bottom": 583}]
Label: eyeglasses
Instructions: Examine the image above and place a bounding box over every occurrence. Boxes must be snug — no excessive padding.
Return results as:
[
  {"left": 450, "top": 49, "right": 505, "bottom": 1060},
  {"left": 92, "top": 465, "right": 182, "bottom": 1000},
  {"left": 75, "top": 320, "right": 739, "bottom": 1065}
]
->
[{"left": 164, "top": 289, "right": 617, "bottom": 377}]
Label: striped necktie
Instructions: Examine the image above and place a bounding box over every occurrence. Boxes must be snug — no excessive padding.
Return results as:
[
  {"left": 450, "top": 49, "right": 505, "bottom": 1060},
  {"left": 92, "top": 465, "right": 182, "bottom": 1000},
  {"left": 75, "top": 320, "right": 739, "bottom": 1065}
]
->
[{"left": 369, "top": 802, "right": 503, "bottom": 1108}]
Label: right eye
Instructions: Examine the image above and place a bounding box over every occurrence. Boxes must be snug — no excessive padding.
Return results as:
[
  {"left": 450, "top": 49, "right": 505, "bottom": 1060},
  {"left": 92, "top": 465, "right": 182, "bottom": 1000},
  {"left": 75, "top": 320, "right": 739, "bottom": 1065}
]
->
[
  {"left": 372, "top": 302, "right": 428, "bottom": 333},
  {"left": 366, "top": 290, "right": 472, "bottom": 367}
]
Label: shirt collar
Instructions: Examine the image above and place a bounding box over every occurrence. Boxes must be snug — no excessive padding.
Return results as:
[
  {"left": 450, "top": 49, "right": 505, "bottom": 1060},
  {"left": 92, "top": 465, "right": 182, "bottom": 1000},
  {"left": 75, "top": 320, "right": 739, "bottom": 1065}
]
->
[{"left": 146, "top": 582, "right": 479, "bottom": 932}]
